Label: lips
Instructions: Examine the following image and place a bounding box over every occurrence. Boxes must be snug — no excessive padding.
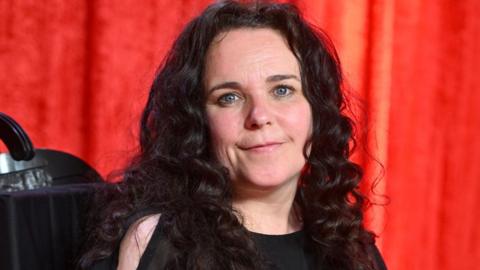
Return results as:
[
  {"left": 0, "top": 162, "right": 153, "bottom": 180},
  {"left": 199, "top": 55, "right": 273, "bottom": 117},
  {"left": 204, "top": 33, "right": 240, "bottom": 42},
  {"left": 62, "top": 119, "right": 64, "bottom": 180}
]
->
[{"left": 239, "top": 142, "right": 283, "bottom": 152}]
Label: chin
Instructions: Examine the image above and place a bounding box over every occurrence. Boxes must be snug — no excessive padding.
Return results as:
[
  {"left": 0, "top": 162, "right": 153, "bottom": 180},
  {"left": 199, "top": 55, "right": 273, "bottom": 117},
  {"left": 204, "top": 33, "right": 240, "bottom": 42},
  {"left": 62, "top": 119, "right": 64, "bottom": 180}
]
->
[{"left": 235, "top": 171, "right": 301, "bottom": 190}]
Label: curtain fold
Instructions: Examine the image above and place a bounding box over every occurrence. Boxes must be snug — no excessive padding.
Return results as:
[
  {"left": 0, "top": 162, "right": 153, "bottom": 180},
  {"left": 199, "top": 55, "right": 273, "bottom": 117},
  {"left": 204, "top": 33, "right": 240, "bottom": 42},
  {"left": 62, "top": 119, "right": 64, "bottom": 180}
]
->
[
  {"left": 383, "top": 0, "right": 480, "bottom": 269},
  {"left": 1, "top": 1, "right": 479, "bottom": 269}
]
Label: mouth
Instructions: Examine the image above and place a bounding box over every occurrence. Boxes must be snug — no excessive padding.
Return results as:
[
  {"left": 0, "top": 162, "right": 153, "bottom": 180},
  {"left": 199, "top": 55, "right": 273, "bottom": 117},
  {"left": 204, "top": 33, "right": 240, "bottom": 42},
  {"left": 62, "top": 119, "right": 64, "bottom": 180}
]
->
[{"left": 239, "top": 142, "right": 283, "bottom": 153}]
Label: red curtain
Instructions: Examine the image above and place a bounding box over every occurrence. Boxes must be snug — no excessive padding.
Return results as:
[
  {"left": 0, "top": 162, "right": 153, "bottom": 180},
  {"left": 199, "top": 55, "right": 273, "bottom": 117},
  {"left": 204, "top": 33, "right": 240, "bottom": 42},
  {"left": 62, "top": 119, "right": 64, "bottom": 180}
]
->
[{"left": 1, "top": 1, "right": 479, "bottom": 269}]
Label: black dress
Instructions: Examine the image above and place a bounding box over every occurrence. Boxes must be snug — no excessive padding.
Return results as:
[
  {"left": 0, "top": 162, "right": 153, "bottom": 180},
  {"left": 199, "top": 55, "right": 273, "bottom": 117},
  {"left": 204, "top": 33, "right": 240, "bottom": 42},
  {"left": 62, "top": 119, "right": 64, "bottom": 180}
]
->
[{"left": 90, "top": 220, "right": 387, "bottom": 270}]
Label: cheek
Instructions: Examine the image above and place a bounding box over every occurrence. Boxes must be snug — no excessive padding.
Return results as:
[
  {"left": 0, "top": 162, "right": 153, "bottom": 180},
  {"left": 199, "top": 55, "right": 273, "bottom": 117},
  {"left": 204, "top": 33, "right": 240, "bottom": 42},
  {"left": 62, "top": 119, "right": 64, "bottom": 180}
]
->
[
  {"left": 207, "top": 112, "right": 239, "bottom": 153},
  {"left": 285, "top": 103, "right": 313, "bottom": 139}
]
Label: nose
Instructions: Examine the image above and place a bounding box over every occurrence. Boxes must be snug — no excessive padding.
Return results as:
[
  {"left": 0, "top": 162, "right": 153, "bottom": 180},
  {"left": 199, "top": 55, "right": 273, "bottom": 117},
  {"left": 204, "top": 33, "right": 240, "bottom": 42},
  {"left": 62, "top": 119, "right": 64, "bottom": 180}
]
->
[{"left": 244, "top": 97, "right": 272, "bottom": 130}]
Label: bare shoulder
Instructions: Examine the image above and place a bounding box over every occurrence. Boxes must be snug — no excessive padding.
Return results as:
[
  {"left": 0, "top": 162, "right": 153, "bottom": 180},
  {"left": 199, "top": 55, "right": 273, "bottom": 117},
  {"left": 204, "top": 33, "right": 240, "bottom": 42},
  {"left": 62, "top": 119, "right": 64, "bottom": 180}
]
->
[{"left": 117, "top": 214, "right": 161, "bottom": 270}]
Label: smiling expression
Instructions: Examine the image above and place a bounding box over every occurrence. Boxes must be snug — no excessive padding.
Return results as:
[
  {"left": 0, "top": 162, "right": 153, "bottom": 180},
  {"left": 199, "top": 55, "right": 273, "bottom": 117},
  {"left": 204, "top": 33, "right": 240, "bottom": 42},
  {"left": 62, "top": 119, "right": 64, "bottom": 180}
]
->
[{"left": 204, "top": 28, "right": 312, "bottom": 191}]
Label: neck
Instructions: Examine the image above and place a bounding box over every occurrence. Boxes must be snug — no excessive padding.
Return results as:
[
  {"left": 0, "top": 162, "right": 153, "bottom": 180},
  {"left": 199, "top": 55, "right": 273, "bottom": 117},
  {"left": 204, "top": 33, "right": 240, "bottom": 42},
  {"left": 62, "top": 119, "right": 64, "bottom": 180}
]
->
[{"left": 232, "top": 178, "right": 302, "bottom": 235}]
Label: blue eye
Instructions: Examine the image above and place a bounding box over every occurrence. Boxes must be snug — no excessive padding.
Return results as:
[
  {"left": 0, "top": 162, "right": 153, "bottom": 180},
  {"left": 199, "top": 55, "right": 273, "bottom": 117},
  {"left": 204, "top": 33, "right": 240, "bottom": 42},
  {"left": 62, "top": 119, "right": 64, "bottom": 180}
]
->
[
  {"left": 273, "top": 85, "right": 293, "bottom": 97},
  {"left": 218, "top": 93, "right": 240, "bottom": 105}
]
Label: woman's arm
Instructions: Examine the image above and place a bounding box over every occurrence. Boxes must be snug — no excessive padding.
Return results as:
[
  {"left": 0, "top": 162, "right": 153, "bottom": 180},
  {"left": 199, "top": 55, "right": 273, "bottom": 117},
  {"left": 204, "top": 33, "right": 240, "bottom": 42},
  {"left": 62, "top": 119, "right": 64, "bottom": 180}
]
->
[{"left": 117, "top": 214, "right": 160, "bottom": 270}]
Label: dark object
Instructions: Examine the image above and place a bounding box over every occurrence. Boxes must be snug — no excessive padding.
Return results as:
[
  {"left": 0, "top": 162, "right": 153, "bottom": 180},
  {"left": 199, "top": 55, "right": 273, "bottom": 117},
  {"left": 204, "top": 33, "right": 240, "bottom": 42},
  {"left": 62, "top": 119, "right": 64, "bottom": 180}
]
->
[
  {"left": 0, "top": 112, "right": 104, "bottom": 269},
  {"left": 0, "top": 112, "right": 34, "bottom": 161},
  {"left": 0, "top": 149, "right": 102, "bottom": 192},
  {"left": 0, "top": 183, "right": 102, "bottom": 270},
  {"left": 0, "top": 112, "right": 101, "bottom": 191}
]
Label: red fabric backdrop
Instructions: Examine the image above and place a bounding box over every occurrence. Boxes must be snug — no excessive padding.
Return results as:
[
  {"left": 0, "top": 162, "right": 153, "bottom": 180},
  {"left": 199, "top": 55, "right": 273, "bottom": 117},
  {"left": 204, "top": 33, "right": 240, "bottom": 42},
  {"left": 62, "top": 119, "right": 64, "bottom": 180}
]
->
[{"left": 1, "top": 1, "right": 479, "bottom": 269}]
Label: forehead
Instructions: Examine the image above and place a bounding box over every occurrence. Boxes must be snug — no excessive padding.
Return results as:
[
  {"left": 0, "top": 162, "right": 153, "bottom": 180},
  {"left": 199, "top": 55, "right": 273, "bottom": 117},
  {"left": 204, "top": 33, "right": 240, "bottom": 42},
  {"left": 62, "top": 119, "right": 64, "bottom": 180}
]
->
[{"left": 204, "top": 28, "right": 300, "bottom": 83}]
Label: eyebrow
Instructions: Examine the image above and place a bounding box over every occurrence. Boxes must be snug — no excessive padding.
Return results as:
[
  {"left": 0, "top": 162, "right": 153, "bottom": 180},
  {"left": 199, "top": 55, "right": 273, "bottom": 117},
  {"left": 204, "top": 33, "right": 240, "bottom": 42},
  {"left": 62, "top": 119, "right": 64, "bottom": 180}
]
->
[
  {"left": 207, "top": 74, "right": 300, "bottom": 94},
  {"left": 266, "top": 74, "right": 300, "bottom": 83}
]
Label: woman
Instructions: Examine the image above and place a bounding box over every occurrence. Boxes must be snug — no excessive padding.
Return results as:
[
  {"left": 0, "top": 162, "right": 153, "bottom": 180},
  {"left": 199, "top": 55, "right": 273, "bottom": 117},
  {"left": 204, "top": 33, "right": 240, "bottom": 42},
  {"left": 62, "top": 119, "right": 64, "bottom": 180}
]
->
[{"left": 81, "top": 1, "right": 387, "bottom": 269}]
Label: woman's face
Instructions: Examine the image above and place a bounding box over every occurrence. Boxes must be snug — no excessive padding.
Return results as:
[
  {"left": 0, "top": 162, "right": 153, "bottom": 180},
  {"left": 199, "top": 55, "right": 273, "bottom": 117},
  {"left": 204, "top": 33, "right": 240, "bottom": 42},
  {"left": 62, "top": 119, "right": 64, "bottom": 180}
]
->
[{"left": 204, "top": 28, "right": 312, "bottom": 191}]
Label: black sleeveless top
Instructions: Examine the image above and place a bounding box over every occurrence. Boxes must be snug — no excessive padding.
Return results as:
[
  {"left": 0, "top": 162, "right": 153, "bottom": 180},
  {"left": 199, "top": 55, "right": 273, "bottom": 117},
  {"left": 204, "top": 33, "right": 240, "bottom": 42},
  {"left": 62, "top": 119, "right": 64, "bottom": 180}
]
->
[{"left": 90, "top": 218, "right": 387, "bottom": 270}]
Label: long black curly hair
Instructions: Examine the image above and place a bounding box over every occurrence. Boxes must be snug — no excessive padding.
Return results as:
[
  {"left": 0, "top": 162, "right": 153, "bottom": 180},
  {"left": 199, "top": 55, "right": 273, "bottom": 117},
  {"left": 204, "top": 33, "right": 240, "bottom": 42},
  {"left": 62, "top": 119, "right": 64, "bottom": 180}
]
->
[{"left": 80, "top": 1, "right": 379, "bottom": 269}]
